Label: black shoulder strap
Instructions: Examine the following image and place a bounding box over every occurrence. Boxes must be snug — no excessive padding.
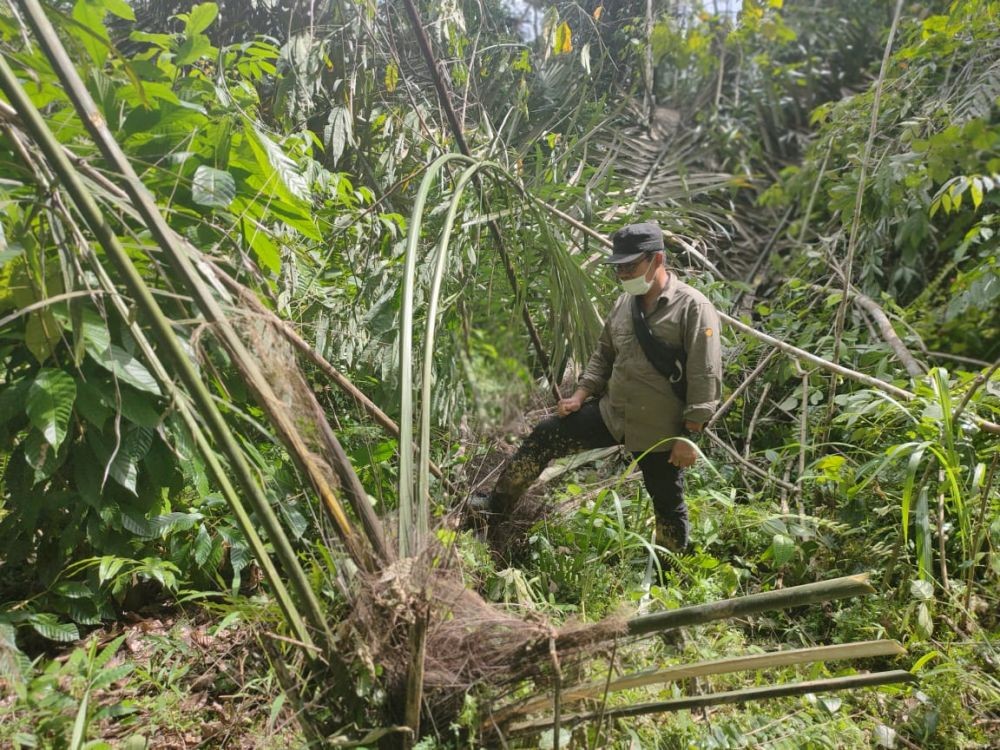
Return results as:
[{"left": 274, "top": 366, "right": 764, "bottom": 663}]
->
[{"left": 631, "top": 296, "right": 687, "bottom": 402}]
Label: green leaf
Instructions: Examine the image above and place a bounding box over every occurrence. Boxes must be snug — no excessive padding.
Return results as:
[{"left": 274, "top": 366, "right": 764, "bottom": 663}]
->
[
  {"left": 28, "top": 613, "right": 79, "bottom": 643},
  {"left": 98, "top": 556, "right": 126, "bottom": 584},
  {"left": 243, "top": 122, "right": 312, "bottom": 205},
  {"left": 192, "top": 166, "right": 236, "bottom": 209},
  {"left": 0, "top": 378, "right": 30, "bottom": 425},
  {"left": 25, "top": 310, "right": 62, "bottom": 363},
  {"left": 54, "top": 581, "right": 93, "bottom": 599},
  {"left": 909, "top": 579, "right": 934, "bottom": 601},
  {"left": 185, "top": 3, "right": 219, "bottom": 35},
  {"left": 384, "top": 63, "right": 399, "bottom": 92},
  {"left": 243, "top": 219, "right": 281, "bottom": 274},
  {"left": 193, "top": 524, "right": 213, "bottom": 566},
  {"left": 71, "top": 0, "right": 112, "bottom": 66},
  {"left": 104, "top": 0, "right": 135, "bottom": 20},
  {"left": 970, "top": 177, "right": 983, "bottom": 209},
  {"left": 174, "top": 34, "right": 214, "bottom": 66},
  {"left": 27, "top": 370, "right": 77, "bottom": 451},
  {"left": 771, "top": 533, "right": 796, "bottom": 566},
  {"left": 86, "top": 344, "right": 161, "bottom": 396},
  {"left": 324, "top": 107, "right": 354, "bottom": 166}
]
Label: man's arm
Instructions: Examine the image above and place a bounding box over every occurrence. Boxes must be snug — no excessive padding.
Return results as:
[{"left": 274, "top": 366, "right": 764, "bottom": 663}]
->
[
  {"left": 577, "top": 313, "right": 616, "bottom": 399},
  {"left": 682, "top": 301, "right": 723, "bottom": 427},
  {"left": 560, "top": 312, "right": 616, "bottom": 416}
]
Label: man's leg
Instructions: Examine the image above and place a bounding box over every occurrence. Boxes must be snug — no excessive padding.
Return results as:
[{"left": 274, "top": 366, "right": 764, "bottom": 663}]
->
[
  {"left": 635, "top": 452, "right": 689, "bottom": 553},
  {"left": 488, "top": 401, "right": 617, "bottom": 515}
]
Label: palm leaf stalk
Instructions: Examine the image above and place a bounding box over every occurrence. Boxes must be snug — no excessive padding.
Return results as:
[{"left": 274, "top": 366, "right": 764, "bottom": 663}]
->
[
  {"left": 400, "top": 153, "right": 600, "bottom": 553},
  {"left": 517, "top": 574, "right": 876, "bottom": 660},
  {"left": 0, "top": 31, "right": 334, "bottom": 649},
  {"left": 507, "top": 671, "right": 918, "bottom": 736},
  {"left": 492, "top": 639, "right": 905, "bottom": 725},
  {"left": 398, "top": 151, "right": 476, "bottom": 555},
  {"left": 15, "top": 0, "right": 378, "bottom": 571},
  {"left": 399, "top": 0, "right": 562, "bottom": 403}
]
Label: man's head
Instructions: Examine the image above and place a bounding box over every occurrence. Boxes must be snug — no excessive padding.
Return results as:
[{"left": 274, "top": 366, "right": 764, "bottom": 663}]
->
[{"left": 603, "top": 222, "right": 667, "bottom": 293}]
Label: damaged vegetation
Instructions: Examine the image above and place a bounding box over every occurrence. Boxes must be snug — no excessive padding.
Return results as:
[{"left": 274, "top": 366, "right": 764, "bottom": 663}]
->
[{"left": 1, "top": 0, "right": 999, "bottom": 748}]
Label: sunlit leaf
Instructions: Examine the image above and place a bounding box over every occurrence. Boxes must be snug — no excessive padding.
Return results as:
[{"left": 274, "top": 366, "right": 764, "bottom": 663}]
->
[
  {"left": 191, "top": 165, "right": 236, "bottom": 209},
  {"left": 554, "top": 21, "right": 573, "bottom": 55},
  {"left": 27, "top": 369, "right": 77, "bottom": 451}
]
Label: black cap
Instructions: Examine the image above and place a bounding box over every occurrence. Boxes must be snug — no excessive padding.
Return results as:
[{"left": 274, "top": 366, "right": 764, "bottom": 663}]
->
[{"left": 602, "top": 222, "right": 665, "bottom": 264}]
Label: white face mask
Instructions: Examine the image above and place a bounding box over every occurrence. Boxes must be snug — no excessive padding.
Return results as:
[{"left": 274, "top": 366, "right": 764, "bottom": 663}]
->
[{"left": 621, "top": 271, "right": 654, "bottom": 295}]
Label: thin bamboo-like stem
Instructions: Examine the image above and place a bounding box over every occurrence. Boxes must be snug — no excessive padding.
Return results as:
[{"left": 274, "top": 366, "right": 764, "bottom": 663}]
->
[
  {"left": 507, "top": 671, "right": 917, "bottom": 735},
  {"left": 704, "top": 428, "right": 797, "bottom": 493},
  {"left": 17, "top": 0, "right": 373, "bottom": 573},
  {"left": 494, "top": 639, "right": 904, "bottom": 724},
  {"left": 706, "top": 347, "right": 778, "bottom": 429},
  {"left": 829, "top": 0, "right": 905, "bottom": 380},
  {"left": 721, "top": 314, "right": 915, "bottom": 401},
  {"left": 964, "top": 454, "right": 998, "bottom": 619},
  {"left": 0, "top": 53, "right": 336, "bottom": 648},
  {"left": 39, "top": 170, "right": 317, "bottom": 654},
  {"left": 742, "top": 381, "right": 770, "bottom": 461}
]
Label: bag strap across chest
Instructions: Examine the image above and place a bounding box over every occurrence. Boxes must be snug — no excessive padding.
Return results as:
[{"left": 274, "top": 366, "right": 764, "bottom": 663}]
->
[{"left": 630, "top": 296, "right": 687, "bottom": 403}]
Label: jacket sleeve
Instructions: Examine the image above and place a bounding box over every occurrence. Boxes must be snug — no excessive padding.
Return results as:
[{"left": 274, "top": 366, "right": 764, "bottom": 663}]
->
[
  {"left": 578, "top": 313, "right": 616, "bottom": 397},
  {"left": 683, "top": 301, "right": 722, "bottom": 423}
]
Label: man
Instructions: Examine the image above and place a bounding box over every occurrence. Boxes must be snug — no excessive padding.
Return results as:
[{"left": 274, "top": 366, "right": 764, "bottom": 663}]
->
[{"left": 476, "top": 221, "right": 722, "bottom": 554}]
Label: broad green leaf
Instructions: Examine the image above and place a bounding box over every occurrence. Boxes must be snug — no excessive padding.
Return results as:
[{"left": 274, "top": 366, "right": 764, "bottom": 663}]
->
[
  {"left": 86, "top": 344, "right": 161, "bottom": 396},
  {"left": 243, "top": 122, "right": 312, "bottom": 205},
  {"left": 324, "top": 107, "right": 354, "bottom": 166},
  {"left": 0, "top": 378, "right": 30, "bottom": 425},
  {"left": 192, "top": 165, "right": 236, "bottom": 209},
  {"left": 28, "top": 613, "right": 79, "bottom": 643},
  {"left": 909, "top": 579, "right": 934, "bottom": 601},
  {"left": 27, "top": 369, "right": 77, "bottom": 451},
  {"left": 98, "top": 556, "right": 125, "bottom": 584},
  {"left": 121, "top": 511, "right": 155, "bottom": 537},
  {"left": 25, "top": 310, "right": 61, "bottom": 363},
  {"left": 175, "top": 34, "right": 214, "bottom": 66},
  {"left": 243, "top": 219, "right": 281, "bottom": 274},
  {"left": 71, "top": 0, "right": 112, "bottom": 66},
  {"left": 104, "top": 0, "right": 135, "bottom": 20},
  {"left": 107, "top": 427, "right": 154, "bottom": 494},
  {"left": 54, "top": 581, "right": 93, "bottom": 599},
  {"left": 970, "top": 177, "right": 983, "bottom": 209},
  {"left": 185, "top": 3, "right": 219, "bottom": 35}
]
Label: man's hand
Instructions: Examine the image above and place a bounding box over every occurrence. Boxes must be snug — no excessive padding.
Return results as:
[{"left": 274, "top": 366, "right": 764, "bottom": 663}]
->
[
  {"left": 556, "top": 389, "right": 588, "bottom": 417},
  {"left": 669, "top": 421, "right": 703, "bottom": 468}
]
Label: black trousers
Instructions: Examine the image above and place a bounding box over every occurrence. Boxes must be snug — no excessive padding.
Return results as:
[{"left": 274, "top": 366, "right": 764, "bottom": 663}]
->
[{"left": 491, "top": 401, "right": 688, "bottom": 547}]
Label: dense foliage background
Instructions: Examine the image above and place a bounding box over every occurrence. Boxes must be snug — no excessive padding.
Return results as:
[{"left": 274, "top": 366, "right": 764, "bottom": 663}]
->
[{"left": 0, "top": 0, "right": 997, "bottom": 747}]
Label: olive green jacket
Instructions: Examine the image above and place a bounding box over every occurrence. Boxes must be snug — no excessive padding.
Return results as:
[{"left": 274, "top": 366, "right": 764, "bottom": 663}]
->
[{"left": 578, "top": 274, "right": 723, "bottom": 452}]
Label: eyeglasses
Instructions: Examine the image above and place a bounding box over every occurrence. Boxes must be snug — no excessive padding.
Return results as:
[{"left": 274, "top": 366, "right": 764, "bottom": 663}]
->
[{"left": 608, "top": 254, "right": 651, "bottom": 276}]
